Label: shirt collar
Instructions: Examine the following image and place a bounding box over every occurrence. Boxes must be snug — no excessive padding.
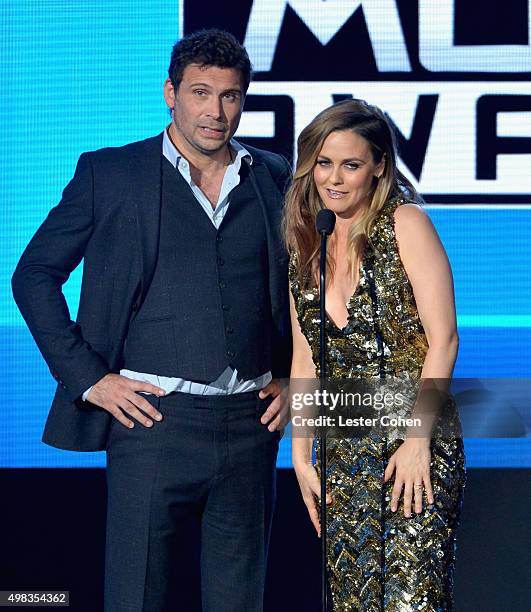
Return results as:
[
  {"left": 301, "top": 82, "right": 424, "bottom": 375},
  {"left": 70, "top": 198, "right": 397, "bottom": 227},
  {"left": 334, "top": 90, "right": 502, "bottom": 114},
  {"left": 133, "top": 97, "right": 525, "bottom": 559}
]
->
[{"left": 162, "top": 126, "right": 253, "bottom": 170}]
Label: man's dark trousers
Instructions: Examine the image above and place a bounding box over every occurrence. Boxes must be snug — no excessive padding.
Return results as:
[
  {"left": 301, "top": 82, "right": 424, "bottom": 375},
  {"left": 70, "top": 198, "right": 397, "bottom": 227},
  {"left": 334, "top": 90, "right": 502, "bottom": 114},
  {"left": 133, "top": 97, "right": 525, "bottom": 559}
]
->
[{"left": 104, "top": 390, "right": 280, "bottom": 612}]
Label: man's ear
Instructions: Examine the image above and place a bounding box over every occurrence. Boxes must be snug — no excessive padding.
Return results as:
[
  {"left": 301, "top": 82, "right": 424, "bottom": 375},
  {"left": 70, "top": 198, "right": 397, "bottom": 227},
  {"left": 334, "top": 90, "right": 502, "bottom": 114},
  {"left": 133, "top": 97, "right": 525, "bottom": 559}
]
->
[{"left": 163, "top": 78, "right": 176, "bottom": 110}]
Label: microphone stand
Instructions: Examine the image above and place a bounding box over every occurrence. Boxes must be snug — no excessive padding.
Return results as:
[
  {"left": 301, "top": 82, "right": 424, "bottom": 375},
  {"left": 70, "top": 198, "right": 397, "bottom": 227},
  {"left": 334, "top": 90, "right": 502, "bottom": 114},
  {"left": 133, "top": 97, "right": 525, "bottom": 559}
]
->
[{"left": 319, "top": 230, "right": 329, "bottom": 612}]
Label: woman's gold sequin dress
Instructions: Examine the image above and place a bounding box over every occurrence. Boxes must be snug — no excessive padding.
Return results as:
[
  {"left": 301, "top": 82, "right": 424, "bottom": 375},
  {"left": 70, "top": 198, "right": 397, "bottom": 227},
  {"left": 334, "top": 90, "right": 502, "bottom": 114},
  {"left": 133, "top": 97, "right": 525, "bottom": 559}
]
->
[{"left": 289, "top": 198, "right": 466, "bottom": 611}]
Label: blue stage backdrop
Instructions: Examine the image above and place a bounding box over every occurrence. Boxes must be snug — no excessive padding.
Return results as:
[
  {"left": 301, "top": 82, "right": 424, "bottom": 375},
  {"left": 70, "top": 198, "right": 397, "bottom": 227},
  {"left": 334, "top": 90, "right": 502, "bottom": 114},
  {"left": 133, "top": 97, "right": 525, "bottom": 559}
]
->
[{"left": 2, "top": 1, "right": 530, "bottom": 467}]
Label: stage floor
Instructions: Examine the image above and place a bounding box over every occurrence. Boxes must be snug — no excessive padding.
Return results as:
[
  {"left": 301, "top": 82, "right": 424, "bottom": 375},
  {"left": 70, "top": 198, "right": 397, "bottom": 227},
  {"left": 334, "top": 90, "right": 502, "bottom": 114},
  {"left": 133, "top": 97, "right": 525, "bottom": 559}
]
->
[{"left": 1, "top": 468, "right": 530, "bottom": 611}]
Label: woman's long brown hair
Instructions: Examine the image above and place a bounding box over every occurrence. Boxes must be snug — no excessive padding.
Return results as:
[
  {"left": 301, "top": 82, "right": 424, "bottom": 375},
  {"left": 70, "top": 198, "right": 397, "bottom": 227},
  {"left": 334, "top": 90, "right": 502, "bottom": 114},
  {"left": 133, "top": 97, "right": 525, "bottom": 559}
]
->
[{"left": 282, "top": 98, "right": 420, "bottom": 287}]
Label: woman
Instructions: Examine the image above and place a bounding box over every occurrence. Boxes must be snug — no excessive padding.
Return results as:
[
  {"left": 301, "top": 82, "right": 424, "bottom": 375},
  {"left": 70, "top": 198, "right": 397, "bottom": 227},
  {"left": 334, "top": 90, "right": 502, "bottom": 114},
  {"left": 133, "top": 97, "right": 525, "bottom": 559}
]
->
[{"left": 284, "top": 99, "right": 465, "bottom": 610}]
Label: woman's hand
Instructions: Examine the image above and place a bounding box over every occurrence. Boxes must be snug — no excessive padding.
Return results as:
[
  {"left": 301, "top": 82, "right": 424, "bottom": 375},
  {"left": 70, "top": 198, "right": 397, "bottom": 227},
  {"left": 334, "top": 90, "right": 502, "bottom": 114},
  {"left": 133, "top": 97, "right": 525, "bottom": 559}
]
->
[
  {"left": 293, "top": 460, "right": 333, "bottom": 536},
  {"left": 383, "top": 438, "right": 435, "bottom": 517}
]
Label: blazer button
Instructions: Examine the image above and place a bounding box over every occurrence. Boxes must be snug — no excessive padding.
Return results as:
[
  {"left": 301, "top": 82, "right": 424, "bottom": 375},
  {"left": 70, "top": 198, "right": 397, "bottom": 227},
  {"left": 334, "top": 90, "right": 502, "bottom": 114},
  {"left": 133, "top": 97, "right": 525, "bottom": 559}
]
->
[
  {"left": 227, "top": 350, "right": 235, "bottom": 358},
  {"left": 131, "top": 303, "right": 138, "bottom": 311},
  {"left": 226, "top": 327, "right": 234, "bottom": 334},
  {"left": 219, "top": 281, "right": 226, "bottom": 289},
  {"left": 222, "top": 304, "right": 230, "bottom": 311}
]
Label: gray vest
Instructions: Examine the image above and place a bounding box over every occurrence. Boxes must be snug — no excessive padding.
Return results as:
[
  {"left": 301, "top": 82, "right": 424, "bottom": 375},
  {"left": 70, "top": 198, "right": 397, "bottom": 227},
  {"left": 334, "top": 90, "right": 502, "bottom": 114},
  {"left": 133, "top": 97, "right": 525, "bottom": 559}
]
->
[{"left": 122, "top": 158, "right": 273, "bottom": 381}]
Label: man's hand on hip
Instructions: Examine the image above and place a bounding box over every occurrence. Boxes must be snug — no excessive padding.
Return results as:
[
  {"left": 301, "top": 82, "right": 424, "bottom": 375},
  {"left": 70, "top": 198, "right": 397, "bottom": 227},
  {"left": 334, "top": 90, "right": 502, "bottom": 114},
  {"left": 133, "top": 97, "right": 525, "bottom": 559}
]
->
[
  {"left": 258, "top": 379, "right": 289, "bottom": 434},
  {"left": 86, "top": 373, "right": 165, "bottom": 428}
]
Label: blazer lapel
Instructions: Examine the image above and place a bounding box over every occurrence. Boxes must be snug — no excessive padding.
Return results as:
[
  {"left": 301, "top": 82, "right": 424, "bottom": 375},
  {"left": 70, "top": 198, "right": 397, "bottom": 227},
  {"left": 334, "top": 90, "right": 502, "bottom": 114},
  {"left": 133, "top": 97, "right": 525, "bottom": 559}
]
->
[
  {"left": 128, "top": 133, "right": 164, "bottom": 306},
  {"left": 247, "top": 162, "right": 288, "bottom": 328}
]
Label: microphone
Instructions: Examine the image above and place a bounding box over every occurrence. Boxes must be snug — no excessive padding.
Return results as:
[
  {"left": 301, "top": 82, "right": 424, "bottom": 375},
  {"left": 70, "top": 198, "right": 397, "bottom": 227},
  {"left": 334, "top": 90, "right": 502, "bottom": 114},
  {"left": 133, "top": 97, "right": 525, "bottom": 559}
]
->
[
  {"left": 315, "top": 207, "right": 335, "bottom": 612},
  {"left": 316, "top": 208, "right": 336, "bottom": 236}
]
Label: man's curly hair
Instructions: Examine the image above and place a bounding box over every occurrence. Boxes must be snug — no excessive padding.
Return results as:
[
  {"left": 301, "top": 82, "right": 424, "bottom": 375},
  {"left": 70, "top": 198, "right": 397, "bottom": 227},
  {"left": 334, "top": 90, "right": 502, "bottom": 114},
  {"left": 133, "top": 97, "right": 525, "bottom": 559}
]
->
[{"left": 168, "top": 29, "right": 252, "bottom": 93}]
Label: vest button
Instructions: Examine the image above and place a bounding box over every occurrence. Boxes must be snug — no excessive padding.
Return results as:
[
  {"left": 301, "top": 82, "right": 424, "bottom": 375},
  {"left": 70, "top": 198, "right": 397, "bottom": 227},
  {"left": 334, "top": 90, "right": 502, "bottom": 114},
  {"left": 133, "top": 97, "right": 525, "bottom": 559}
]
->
[
  {"left": 131, "top": 303, "right": 138, "bottom": 311},
  {"left": 222, "top": 304, "right": 230, "bottom": 311},
  {"left": 217, "top": 257, "right": 225, "bottom": 266},
  {"left": 219, "top": 281, "right": 226, "bottom": 289},
  {"left": 227, "top": 350, "right": 236, "bottom": 358},
  {"left": 216, "top": 236, "right": 223, "bottom": 243},
  {"left": 226, "top": 327, "right": 234, "bottom": 334}
]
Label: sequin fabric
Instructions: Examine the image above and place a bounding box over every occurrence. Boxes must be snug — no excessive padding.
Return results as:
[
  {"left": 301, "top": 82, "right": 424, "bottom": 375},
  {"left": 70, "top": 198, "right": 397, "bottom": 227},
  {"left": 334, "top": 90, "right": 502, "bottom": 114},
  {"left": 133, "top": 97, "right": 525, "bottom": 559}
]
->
[{"left": 289, "top": 198, "right": 466, "bottom": 611}]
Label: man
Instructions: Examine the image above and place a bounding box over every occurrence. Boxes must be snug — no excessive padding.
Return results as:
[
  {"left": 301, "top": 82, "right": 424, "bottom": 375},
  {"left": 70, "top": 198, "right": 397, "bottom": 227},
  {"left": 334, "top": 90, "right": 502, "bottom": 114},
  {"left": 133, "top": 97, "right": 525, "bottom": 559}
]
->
[{"left": 12, "top": 29, "right": 291, "bottom": 611}]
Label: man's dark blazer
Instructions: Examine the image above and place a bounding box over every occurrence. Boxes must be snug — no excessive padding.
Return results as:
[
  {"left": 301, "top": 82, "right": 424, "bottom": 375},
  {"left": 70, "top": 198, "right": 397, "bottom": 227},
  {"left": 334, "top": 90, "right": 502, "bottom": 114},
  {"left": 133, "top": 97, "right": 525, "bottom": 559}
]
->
[{"left": 12, "top": 133, "right": 292, "bottom": 452}]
